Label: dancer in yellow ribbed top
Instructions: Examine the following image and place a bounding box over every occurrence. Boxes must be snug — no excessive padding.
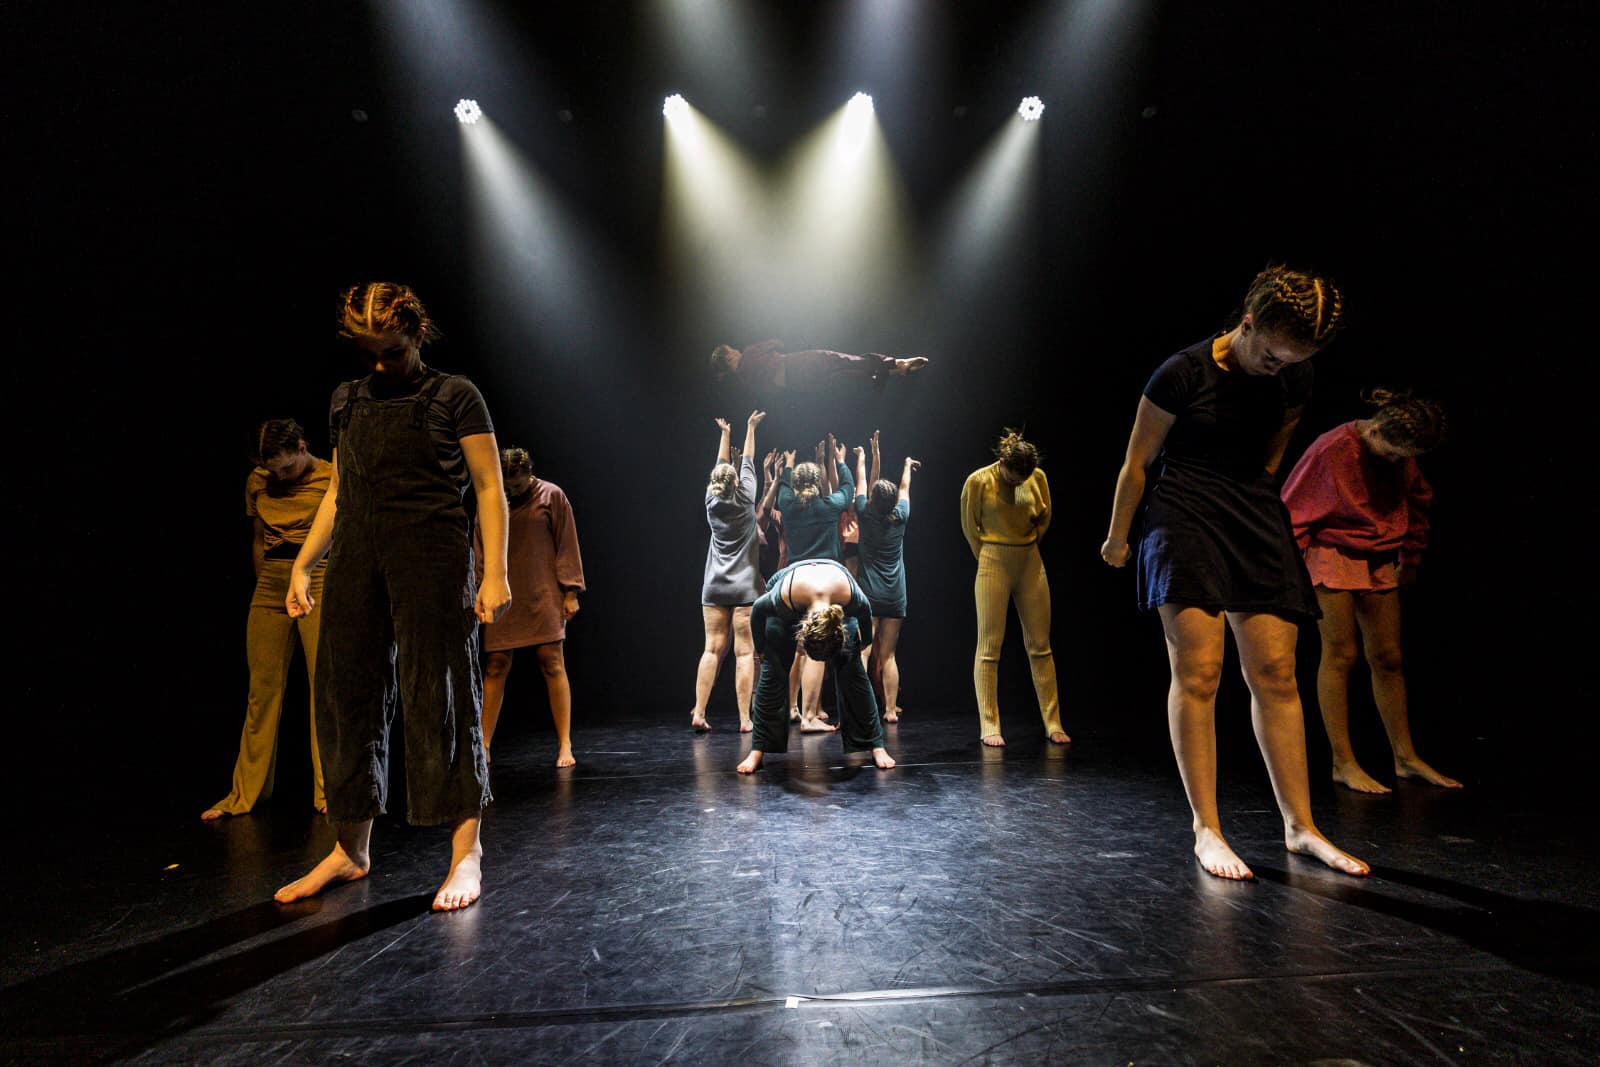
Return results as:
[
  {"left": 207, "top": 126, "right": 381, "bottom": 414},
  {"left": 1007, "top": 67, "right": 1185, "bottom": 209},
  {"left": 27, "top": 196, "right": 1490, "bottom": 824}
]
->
[{"left": 960, "top": 430, "right": 1070, "bottom": 747}]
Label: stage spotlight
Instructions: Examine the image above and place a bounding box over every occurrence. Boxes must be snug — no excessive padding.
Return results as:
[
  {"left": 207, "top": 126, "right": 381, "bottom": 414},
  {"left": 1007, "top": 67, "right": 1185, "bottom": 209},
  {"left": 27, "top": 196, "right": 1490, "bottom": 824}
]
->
[
  {"left": 663, "top": 93, "right": 690, "bottom": 121},
  {"left": 454, "top": 98, "right": 483, "bottom": 125},
  {"left": 848, "top": 91, "right": 874, "bottom": 114},
  {"left": 1018, "top": 96, "right": 1044, "bottom": 121}
]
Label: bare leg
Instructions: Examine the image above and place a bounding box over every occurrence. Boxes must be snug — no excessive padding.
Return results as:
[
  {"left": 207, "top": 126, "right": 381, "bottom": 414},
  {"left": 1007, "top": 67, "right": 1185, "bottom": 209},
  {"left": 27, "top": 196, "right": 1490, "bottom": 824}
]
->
[
  {"left": 799, "top": 655, "right": 832, "bottom": 730},
  {"left": 691, "top": 606, "right": 731, "bottom": 730},
  {"left": 481, "top": 650, "right": 514, "bottom": 757},
  {"left": 731, "top": 607, "right": 755, "bottom": 733},
  {"left": 275, "top": 819, "right": 372, "bottom": 902},
  {"left": 1159, "top": 605, "right": 1250, "bottom": 879},
  {"left": 1354, "top": 591, "right": 1461, "bottom": 788},
  {"left": 535, "top": 642, "right": 575, "bottom": 767},
  {"left": 1230, "top": 611, "right": 1369, "bottom": 877},
  {"left": 433, "top": 815, "right": 483, "bottom": 911},
  {"left": 1314, "top": 590, "right": 1388, "bottom": 793},
  {"left": 876, "top": 617, "right": 904, "bottom": 722}
]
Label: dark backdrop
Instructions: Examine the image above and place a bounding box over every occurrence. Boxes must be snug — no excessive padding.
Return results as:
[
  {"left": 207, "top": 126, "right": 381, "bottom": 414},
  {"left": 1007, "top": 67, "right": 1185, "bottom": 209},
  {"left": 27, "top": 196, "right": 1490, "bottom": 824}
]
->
[{"left": 8, "top": 1, "right": 1592, "bottom": 810}]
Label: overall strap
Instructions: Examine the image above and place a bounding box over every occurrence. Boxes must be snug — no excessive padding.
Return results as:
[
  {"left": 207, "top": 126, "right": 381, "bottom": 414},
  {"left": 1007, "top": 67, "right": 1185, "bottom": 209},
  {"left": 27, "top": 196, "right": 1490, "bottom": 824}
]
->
[
  {"left": 335, "top": 378, "right": 366, "bottom": 432},
  {"left": 412, "top": 368, "right": 449, "bottom": 428}
]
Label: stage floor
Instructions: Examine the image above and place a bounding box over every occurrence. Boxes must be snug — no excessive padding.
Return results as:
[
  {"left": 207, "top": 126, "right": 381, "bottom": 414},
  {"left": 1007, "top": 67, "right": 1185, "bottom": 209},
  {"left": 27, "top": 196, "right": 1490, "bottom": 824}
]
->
[{"left": 5, "top": 706, "right": 1598, "bottom": 1064}]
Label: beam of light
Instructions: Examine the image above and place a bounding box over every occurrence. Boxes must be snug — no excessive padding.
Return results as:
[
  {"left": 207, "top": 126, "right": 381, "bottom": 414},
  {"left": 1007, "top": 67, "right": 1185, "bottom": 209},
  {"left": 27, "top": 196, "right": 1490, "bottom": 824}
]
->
[
  {"left": 663, "top": 93, "right": 690, "bottom": 122},
  {"left": 1018, "top": 96, "right": 1044, "bottom": 121},
  {"left": 927, "top": 112, "right": 1043, "bottom": 341},
  {"left": 660, "top": 97, "right": 777, "bottom": 331},
  {"left": 770, "top": 96, "right": 915, "bottom": 338},
  {"left": 454, "top": 98, "right": 483, "bottom": 125},
  {"left": 460, "top": 116, "right": 615, "bottom": 359}
]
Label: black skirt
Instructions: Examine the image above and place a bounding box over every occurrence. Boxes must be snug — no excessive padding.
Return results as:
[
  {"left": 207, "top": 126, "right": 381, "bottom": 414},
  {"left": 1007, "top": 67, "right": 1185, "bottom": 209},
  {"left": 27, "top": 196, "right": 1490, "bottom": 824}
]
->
[{"left": 1135, "top": 457, "right": 1319, "bottom": 624}]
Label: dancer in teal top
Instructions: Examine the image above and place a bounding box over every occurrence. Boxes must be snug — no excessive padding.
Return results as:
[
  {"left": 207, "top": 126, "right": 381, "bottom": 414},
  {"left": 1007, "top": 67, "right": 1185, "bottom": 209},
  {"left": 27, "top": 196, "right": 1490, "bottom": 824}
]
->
[
  {"left": 775, "top": 434, "right": 854, "bottom": 562},
  {"left": 853, "top": 431, "right": 917, "bottom": 722}
]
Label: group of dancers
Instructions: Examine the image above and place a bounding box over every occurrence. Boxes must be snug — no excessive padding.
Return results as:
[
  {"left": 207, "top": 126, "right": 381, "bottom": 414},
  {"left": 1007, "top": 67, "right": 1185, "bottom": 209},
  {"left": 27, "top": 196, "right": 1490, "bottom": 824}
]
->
[{"left": 205, "top": 266, "right": 1456, "bottom": 911}]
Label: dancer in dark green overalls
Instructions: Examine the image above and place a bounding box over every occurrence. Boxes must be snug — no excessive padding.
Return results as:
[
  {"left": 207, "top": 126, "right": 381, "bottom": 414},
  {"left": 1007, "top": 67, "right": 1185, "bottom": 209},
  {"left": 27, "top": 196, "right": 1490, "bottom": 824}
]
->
[
  {"left": 276, "top": 282, "right": 511, "bottom": 912},
  {"left": 736, "top": 559, "right": 896, "bottom": 774}
]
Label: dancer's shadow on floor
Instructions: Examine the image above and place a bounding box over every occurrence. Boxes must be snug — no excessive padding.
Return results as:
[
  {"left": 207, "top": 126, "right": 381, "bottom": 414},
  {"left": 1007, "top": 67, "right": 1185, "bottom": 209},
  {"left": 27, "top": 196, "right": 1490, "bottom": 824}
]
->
[
  {"left": 2, "top": 892, "right": 433, "bottom": 1062},
  {"left": 1255, "top": 863, "right": 1600, "bottom": 987}
]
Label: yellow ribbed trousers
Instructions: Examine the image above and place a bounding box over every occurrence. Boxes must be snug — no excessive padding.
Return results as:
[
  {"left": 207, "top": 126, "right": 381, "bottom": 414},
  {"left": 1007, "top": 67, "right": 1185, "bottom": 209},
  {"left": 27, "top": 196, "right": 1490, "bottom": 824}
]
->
[
  {"left": 211, "top": 561, "right": 326, "bottom": 814},
  {"left": 973, "top": 543, "right": 1062, "bottom": 738}
]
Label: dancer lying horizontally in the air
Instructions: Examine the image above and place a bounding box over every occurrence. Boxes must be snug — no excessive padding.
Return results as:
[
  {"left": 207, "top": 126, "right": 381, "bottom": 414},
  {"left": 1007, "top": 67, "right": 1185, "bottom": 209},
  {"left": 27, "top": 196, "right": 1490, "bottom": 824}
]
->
[{"left": 710, "top": 339, "right": 928, "bottom": 392}]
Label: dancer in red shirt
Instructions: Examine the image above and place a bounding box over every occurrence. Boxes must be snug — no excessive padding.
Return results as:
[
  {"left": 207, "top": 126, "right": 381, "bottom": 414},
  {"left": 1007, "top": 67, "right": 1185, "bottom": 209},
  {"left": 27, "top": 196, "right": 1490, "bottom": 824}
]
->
[{"left": 1282, "top": 390, "right": 1460, "bottom": 793}]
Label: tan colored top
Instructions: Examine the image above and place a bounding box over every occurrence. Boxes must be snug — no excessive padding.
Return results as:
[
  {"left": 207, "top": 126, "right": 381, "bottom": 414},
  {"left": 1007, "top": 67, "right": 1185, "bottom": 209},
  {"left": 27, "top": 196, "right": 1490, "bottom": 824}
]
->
[
  {"left": 960, "top": 463, "right": 1051, "bottom": 560},
  {"left": 245, "top": 457, "right": 333, "bottom": 551}
]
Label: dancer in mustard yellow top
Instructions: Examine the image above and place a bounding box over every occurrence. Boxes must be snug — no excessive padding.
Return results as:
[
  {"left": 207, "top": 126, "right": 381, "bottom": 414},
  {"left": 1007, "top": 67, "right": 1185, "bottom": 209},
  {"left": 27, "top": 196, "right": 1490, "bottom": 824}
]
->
[{"left": 960, "top": 429, "right": 1069, "bottom": 747}]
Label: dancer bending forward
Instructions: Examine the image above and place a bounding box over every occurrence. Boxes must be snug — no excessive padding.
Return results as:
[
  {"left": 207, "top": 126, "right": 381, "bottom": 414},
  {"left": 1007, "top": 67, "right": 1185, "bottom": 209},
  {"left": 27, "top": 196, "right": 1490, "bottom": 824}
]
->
[
  {"left": 1101, "top": 265, "right": 1368, "bottom": 881},
  {"left": 1281, "top": 390, "right": 1459, "bottom": 793},
  {"left": 737, "top": 559, "right": 896, "bottom": 773},
  {"left": 276, "top": 282, "right": 509, "bottom": 912}
]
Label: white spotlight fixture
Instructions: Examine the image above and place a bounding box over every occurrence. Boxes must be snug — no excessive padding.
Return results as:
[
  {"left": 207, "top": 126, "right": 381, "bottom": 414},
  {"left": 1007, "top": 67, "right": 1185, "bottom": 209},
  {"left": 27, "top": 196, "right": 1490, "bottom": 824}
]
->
[
  {"left": 454, "top": 98, "right": 483, "bottom": 125},
  {"left": 663, "top": 93, "right": 690, "bottom": 121},
  {"left": 1018, "top": 96, "right": 1045, "bottom": 122},
  {"left": 848, "top": 91, "right": 874, "bottom": 113}
]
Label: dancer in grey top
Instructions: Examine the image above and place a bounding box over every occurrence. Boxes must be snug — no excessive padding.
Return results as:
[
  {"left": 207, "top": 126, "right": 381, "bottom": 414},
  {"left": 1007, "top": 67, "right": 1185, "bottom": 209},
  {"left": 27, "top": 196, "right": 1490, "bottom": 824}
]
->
[{"left": 690, "top": 410, "right": 767, "bottom": 732}]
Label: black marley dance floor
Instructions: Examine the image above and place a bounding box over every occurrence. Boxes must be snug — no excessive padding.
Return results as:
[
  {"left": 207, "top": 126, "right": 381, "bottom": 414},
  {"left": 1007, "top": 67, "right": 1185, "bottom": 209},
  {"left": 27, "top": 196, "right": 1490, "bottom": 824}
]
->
[{"left": 5, "top": 706, "right": 1599, "bottom": 1064}]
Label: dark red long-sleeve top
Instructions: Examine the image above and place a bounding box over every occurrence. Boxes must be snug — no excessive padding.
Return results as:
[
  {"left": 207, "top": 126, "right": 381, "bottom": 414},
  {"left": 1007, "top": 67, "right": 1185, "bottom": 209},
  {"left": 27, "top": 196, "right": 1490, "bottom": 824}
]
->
[{"left": 1281, "top": 421, "right": 1433, "bottom": 565}]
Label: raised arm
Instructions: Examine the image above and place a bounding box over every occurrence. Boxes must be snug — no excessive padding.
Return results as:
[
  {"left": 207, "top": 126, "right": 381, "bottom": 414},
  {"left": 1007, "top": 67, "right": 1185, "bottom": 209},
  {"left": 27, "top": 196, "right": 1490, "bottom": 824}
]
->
[
  {"left": 1102, "top": 397, "right": 1176, "bottom": 567},
  {"left": 287, "top": 454, "right": 340, "bottom": 617},
  {"left": 462, "top": 432, "right": 512, "bottom": 624},
  {"left": 868, "top": 430, "right": 882, "bottom": 488},
  {"left": 714, "top": 418, "right": 732, "bottom": 465},
  {"left": 899, "top": 457, "right": 919, "bottom": 510},
  {"left": 757, "top": 450, "right": 783, "bottom": 525},
  {"left": 854, "top": 446, "right": 869, "bottom": 512},
  {"left": 742, "top": 409, "right": 765, "bottom": 461},
  {"left": 827, "top": 445, "right": 855, "bottom": 510}
]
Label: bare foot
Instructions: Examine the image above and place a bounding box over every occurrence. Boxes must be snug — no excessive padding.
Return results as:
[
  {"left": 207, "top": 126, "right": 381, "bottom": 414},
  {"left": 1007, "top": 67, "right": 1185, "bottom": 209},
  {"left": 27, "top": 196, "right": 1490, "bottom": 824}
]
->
[
  {"left": 690, "top": 710, "right": 711, "bottom": 733},
  {"left": 1048, "top": 731, "right": 1071, "bottom": 744},
  {"left": 799, "top": 716, "right": 837, "bottom": 733},
  {"left": 872, "top": 747, "right": 896, "bottom": 769},
  {"left": 1193, "top": 826, "right": 1253, "bottom": 881},
  {"left": 555, "top": 747, "right": 576, "bottom": 768},
  {"left": 275, "top": 844, "right": 369, "bottom": 903},
  {"left": 739, "top": 718, "right": 753, "bottom": 734},
  {"left": 433, "top": 849, "right": 482, "bottom": 911},
  {"left": 817, "top": 710, "right": 830, "bottom": 721},
  {"left": 1332, "top": 762, "right": 1392, "bottom": 794},
  {"left": 884, "top": 709, "right": 900, "bottom": 723},
  {"left": 200, "top": 807, "right": 227, "bottom": 822},
  {"left": 1285, "top": 827, "right": 1370, "bottom": 876},
  {"left": 789, "top": 706, "right": 801, "bottom": 722},
  {"left": 1395, "top": 757, "right": 1462, "bottom": 789},
  {"left": 736, "top": 750, "right": 764, "bottom": 774},
  {"left": 981, "top": 734, "right": 1005, "bottom": 747}
]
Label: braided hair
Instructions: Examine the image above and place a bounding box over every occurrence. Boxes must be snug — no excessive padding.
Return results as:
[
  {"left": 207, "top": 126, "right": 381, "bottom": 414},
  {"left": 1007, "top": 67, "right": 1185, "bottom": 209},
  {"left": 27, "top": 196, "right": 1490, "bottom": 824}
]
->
[
  {"left": 255, "top": 418, "right": 305, "bottom": 464},
  {"left": 501, "top": 447, "right": 533, "bottom": 479},
  {"left": 1363, "top": 388, "right": 1448, "bottom": 453},
  {"left": 1240, "top": 266, "right": 1343, "bottom": 349},
  {"left": 338, "top": 282, "right": 441, "bottom": 345},
  {"left": 993, "top": 428, "right": 1039, "bottom": 479},
  {"left": 791, "top": 462, "right": 823, "bottom": 508},
  {"left": 707, "top": 462, "right": 738, "bottom": 499}
]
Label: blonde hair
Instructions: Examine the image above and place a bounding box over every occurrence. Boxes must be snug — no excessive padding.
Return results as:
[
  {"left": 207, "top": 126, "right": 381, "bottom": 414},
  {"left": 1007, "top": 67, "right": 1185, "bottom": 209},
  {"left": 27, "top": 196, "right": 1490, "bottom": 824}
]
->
[
  {"left": 791, "top": 462, "right": 823, "bottom": 508},
  {"left": 707, "top": 461, "right": 737, "bottom": 499},
  {"left": 337, "top": 281, "right": 441, "bottom": 345},
  {"left": 797, "top": 604, "right": 846, "bottom": 661},
  {"left": 1240, "top": 266, "right": 1344, "bottom": 349}
]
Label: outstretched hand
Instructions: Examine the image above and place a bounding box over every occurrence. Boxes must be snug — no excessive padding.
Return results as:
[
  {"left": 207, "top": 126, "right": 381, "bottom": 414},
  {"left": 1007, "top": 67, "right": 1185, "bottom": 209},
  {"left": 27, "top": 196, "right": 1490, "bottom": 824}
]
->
[
  {"left": 905, "top": 457, "right": 921, "bottom": 472},
  {"left": 870, "top": 429, "right": 881, "bottom": 456},
  {"left": 748, "top": 409, "right": 766, "bottom": 427},
  {"left": 714, "top": 417, "right": 731, "bottom": 433},
  {"left": 893, "top": 357, "right": 930, "bottom": 375},
  {"left": 783, "top": 449, "right": 797, "bottom": 468}
]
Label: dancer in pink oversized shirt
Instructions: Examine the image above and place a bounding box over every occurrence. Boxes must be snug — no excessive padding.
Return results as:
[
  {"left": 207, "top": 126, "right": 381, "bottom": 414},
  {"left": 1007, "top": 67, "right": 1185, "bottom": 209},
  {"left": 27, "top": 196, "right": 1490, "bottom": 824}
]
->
[{"left": 1282, "top": 390, "right": 1460, "bottom": 793}]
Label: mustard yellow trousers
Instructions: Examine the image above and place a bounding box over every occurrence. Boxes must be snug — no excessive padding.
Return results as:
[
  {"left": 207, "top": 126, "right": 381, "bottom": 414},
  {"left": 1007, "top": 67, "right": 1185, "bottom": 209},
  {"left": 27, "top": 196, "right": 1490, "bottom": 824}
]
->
[{"left": 973, "top": 543, "right": 1062, "bottom": 738}]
